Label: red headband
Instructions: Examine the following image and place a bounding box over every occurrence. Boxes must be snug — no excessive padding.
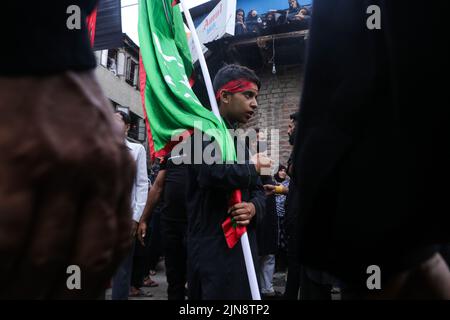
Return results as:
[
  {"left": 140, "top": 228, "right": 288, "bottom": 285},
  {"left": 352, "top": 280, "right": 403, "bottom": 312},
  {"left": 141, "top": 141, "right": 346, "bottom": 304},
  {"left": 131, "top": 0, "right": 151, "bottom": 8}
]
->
[{"left": 215, "top": 79, "right": 257, "bottom": 101}]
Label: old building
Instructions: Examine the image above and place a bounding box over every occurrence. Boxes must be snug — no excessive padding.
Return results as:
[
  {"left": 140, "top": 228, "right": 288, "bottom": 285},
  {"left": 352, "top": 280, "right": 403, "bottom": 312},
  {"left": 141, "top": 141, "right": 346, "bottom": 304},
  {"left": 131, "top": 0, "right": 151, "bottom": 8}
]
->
[
  {"left": 94, "top": 34, "right": 147, "bottom": 145},
  {"left": 190, "top": 1, "right": 310, "bottom": 166}
]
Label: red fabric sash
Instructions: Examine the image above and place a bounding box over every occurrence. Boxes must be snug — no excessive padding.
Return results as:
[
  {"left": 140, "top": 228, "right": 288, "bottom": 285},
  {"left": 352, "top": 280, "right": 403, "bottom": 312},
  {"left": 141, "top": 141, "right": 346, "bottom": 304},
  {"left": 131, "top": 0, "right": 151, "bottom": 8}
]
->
[
  {"left": 215, "top": 79, "right": 257, "bottom": 101},
  {"left": 86, "top": 7, "right": 98, "bottom": 47}
]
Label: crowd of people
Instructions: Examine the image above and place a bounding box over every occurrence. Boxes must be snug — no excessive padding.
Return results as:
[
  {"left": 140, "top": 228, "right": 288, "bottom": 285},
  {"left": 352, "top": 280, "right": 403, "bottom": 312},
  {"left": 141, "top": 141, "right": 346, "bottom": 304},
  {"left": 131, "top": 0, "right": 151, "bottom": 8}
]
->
[
  {"left": 235, "top": 0, "right": 312, "bottom": 36},
  {"left": 2, "top": 0, "right": 450, "bottom": 301},
  {"left": 118, "top": 0, "right": 450, "bottom": 301},
  {"left": 118, "top": 101, "right": 342, "bottom": 300}
]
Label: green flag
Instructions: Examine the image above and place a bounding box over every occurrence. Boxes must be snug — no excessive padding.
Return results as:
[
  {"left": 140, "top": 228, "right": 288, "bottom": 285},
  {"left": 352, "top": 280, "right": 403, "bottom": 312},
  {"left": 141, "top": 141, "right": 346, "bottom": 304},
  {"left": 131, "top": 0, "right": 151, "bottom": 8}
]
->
[{"left": 138, "top": 0, "right": 235, "bottom": 162}]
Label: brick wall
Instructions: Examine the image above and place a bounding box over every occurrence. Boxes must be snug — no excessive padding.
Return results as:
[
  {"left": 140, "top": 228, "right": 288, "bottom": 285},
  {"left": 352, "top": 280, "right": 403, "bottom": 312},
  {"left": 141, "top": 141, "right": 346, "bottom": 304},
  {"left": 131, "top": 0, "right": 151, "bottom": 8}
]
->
[{"left": 241, "top": 64, "right": 304, "bottom": 167}]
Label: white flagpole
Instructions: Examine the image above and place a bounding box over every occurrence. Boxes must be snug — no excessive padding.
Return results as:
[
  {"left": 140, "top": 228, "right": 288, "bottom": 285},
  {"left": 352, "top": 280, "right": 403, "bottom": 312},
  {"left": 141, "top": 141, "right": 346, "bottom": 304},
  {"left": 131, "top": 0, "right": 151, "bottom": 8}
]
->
[{"left": 179, "top": 0, "right": 261, "bottom": 300}]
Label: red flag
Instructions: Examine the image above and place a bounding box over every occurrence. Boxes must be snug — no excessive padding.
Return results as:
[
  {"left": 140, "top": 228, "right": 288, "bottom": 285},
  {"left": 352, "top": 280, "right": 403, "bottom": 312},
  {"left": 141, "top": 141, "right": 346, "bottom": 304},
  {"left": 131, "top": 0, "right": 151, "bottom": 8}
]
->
[{"left": 222, "top": 190, "right": 247, "bottom": 248}]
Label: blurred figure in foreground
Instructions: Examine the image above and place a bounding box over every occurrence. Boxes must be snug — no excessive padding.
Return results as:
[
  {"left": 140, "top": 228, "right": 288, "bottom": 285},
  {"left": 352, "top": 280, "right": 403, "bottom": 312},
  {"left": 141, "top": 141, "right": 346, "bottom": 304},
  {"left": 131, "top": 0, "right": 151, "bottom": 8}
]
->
[
  {"left": 0, "top": 1, "right": 134, "bottom": 299},
  {"left": 293, "top": 0, "right": 450, "bottom": 299}
]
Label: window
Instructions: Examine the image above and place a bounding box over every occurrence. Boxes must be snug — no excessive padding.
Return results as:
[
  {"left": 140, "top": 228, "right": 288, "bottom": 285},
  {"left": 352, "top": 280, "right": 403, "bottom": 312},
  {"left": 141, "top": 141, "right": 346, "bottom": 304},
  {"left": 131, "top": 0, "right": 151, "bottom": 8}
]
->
[
  {"left": 133, "top": 64, "right": 139, "bottom": 88},
  {"left": 125, "top": 57, "right": 132, "bottom": 82},
  {"left": 117, "top": 52, "right": 125, "bottom": 76},
  {"left": 95, "top": 51, "right": 102, "bottom": 64},
  {"left": 100, "top": 50, "right": 108, "bottom": 67},
  {"left": 125, "top": 57, "right": 138, "bottom": 87},
  {"left": 127, "top": 112, "right": 146, "bottom": 142},
  {"left": 138, "top": 118, "right": 146, "bottom": 141}
]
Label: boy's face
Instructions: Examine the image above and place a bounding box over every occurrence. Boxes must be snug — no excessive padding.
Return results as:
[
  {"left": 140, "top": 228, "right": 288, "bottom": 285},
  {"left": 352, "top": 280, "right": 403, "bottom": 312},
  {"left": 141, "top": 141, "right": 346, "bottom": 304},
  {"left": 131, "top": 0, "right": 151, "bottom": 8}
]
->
[{"left": 223, "top": 82, "right": 259, "bottom": 124}]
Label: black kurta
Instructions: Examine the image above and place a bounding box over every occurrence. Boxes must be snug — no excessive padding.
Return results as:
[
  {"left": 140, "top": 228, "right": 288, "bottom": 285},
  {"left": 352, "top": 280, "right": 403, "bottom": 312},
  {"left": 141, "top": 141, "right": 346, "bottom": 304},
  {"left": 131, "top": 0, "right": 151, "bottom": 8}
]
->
[
  {"left": 184, "top": 133, "right": 266, "bottom": 300},
  {"left": 257, "top": 176, "right": 278, "bottom": 256}
]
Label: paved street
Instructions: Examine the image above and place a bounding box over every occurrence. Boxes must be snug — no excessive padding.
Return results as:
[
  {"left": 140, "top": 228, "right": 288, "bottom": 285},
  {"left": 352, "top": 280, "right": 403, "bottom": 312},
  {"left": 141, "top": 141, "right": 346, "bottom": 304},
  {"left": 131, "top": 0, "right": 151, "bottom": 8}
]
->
[
  {"left": 105, "top": 259, "right": 341, "bottom": 300},
  {"left": 106, "top": 258, "right": 288, "bottom": 300},
  {"left": 105, "top": 259, "right": 168, "bottom": 300}
]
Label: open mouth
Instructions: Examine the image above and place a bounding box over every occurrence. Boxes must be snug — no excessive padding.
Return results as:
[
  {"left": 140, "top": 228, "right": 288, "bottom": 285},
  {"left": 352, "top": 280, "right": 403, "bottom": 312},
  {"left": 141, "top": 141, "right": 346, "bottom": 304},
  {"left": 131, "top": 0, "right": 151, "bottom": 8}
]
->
[{"left": 246, "top": 111, "right": 254, "bottom": 118}]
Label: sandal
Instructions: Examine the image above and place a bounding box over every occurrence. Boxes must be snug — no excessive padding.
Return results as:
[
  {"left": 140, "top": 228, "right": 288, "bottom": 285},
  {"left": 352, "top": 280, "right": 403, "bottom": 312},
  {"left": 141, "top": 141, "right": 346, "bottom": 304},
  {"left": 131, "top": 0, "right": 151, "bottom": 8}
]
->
[
  {"left": 129, "top": 287, "right": 153, "bottom": 297},
  {"left": 142, "top": 277, "right": 159, "bottom": 287}
]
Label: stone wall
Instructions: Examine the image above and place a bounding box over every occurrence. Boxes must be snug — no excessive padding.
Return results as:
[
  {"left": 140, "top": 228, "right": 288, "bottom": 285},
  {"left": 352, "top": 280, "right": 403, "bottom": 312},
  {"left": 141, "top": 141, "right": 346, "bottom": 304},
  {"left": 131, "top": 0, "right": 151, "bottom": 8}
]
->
[{"left": 242, "top": 64, "right": 304, "bottom": 167}]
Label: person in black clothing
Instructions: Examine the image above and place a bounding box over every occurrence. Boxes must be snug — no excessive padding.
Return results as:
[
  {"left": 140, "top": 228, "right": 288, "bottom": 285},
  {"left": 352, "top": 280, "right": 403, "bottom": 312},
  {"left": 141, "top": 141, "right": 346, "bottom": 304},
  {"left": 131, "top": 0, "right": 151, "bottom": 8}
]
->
[
  {"left": 246, "top": 10, "right": 263, "bottom": 35},
  {"left": 184, "top": 64, "right": 270, "bottom": 300},
  {"left": 282, "top": 112, "right": 302, "bottom": 299},
  {"left": 137, "top": 160, "right": 165, "bottom": 290},
  {"left": 263, "top": 12, "right": 278, "bottom": 30},
  {"left": 250, "top": 129, "right": 279, "bottom": 298},
  {"left": 138, "top": 153, "right": 189, "bottom": 300},
  {"left": 258, "top": 172, "right": 279, "bottom": 298},
  {"left": 278, "top": 0, "right": 301, "bottom": 24},
  {"left": 273, "top": 165, "right": 289, "bottom": 272},
  {"left": 283, "top": 112, "right": 336, "bottom": 300},
  {"left": 159, "top": 153, "right": 189, "bottom": 300},
  {"left": 292, "top": 0, "right": 450, "bottom": 298},
  {"left": 235, "top": 9, "right": 247, "bottom": 36},
  {"left": 277, "top": 1, "right": 311, "bottom": 30},
  {"left": 147, "top": 204, "right": 163, "bottom": 275}
]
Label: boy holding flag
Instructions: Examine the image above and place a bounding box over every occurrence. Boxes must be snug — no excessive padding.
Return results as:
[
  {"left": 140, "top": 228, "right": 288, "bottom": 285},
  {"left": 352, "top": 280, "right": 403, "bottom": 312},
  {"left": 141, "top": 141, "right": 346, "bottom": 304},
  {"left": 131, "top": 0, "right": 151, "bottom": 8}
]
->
[
  {"left": 184, "top": 65, "right": 268, "bottom": 300},
  {"left": 139, "top": 0, "right": 270, "bottom": 299}
]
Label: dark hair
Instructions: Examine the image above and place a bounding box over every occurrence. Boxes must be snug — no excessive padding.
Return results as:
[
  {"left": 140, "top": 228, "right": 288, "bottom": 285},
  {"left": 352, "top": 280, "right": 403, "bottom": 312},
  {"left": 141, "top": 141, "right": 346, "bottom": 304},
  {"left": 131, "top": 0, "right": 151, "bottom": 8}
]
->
[
  {"left": 290, "top": 111, "right": 299, "bottom": 121},
  {"left": 213, "top": 64, "right": 261, "bottom": 95},
  {"left": 236, "top": 9, "right": 245, "bottom": 23},
  {"left": 274, "top": 164, "right": 287, "bottom": 182},
  {"left": 247, "top": 9, "right": 257, "bottom": 17},
  {"left": 115, "top": 110, "right": 131, "bottom": 125}
]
